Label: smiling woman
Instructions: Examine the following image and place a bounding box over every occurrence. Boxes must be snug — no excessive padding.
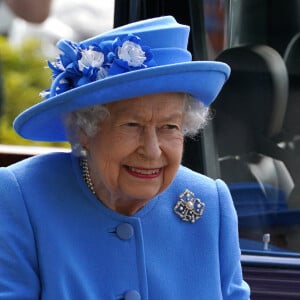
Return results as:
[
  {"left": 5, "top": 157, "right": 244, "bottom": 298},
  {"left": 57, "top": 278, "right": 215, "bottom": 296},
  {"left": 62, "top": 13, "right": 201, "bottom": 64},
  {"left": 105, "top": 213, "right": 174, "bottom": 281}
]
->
[
  {"left": 76, "top": 93, "right": 186, "bottom": 215},
  {"left": 64, "top": 92, "right": 210, "bottom": 215},
  {"left": 0, "top": 16, "right": 250, "bottom": 299}
]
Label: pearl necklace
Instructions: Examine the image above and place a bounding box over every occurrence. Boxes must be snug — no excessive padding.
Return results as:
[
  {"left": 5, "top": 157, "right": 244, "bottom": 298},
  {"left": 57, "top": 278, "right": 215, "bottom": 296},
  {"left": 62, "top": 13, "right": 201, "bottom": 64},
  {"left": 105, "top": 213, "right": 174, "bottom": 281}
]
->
[{"left": 80, "top": 159, "right": 96, "bottom": 195}]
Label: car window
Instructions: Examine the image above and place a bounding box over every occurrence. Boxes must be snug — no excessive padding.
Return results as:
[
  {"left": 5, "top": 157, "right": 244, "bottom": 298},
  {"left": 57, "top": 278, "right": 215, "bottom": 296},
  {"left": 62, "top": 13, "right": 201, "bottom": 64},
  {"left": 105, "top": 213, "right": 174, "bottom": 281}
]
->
[{"left": 204, "top": 0, "right": 300, "bottom": 256}]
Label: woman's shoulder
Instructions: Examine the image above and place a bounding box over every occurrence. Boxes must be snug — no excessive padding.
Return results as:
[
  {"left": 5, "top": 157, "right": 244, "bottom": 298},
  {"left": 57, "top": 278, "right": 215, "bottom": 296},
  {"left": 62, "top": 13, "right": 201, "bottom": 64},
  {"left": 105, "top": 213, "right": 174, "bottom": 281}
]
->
[
  {"left": 173, "top": 165, "right": 231, "bottom": 204},
  {"left": 0, "top": 152, "right": 77, "bottom": 207},
  {"left": 176, "top": 165, "right": 217, "bottom": 188},
  {"left": 2, "top": 151, "right": 73, "bottom": 184},
  {"left": 7, "top": 151, "right": 71, "bottom": 171}
]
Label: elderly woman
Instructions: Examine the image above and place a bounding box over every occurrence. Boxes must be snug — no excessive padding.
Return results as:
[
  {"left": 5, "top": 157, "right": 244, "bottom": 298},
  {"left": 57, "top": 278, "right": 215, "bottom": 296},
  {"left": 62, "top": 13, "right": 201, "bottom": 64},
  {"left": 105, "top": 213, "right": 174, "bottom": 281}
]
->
[{"left": 0, "top": 16, "right": 250, "bottom": 299}]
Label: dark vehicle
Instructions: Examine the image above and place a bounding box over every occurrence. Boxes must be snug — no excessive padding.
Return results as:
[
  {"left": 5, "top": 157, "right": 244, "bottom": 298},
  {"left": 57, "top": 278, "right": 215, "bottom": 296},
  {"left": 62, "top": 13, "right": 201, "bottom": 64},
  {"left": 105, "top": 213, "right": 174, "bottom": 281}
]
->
[
  {"left": 1, "top": 0, "right": 300, "bottom": 299},
  {"left": 123, "top": 1, "right": 300, "bottom": 299}
]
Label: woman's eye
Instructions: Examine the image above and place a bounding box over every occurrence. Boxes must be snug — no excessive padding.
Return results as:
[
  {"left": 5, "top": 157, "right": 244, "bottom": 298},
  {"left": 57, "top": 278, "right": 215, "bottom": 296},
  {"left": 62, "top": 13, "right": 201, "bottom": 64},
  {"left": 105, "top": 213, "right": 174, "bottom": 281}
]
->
[
  {"left": 163, "top": 124, "right": 179, "bottom": 130},
  {"left": 125, "top": 122, "right": 139, "bottom": 127}
]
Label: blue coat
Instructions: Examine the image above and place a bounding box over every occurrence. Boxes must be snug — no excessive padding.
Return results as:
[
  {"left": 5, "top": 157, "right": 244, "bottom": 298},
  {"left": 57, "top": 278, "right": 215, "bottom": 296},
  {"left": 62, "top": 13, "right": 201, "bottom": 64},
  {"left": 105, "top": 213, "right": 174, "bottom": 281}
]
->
[{"left": 0, "top": 152, "right": 250, "bottom": 299}]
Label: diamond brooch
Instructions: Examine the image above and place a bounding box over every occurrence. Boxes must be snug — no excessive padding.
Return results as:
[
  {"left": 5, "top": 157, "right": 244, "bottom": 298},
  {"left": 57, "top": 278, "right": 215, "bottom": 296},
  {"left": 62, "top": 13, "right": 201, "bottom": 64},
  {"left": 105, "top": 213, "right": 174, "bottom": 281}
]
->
[{"left": 174, "top": 189, "right": 205, "bottom": 223}]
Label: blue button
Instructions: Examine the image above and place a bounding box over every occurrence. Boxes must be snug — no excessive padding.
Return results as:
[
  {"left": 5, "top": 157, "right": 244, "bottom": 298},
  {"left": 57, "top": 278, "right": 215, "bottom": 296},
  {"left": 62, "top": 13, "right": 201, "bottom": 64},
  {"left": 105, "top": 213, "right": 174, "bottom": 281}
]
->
[
  {"left": 124, "top": 290, "right": 141, "bottom": 300},
  {"left": 116, "top": 223, "right": 134, "bottom": 240}
]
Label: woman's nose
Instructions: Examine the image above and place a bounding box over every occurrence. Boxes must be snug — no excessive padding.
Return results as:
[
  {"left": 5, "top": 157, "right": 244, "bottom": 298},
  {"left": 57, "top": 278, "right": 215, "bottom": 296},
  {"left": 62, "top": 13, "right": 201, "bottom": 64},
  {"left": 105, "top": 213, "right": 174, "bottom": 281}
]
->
[{"left": 138, "top": 127, "right": 162, "bottom": 160}]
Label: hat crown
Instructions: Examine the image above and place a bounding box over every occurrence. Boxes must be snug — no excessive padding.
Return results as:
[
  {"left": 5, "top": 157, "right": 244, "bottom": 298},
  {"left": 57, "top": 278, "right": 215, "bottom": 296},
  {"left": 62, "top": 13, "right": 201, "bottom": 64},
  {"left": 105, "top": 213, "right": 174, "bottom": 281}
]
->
[{"left": 85, "top": 16, "right": 190, "bottom": 49}]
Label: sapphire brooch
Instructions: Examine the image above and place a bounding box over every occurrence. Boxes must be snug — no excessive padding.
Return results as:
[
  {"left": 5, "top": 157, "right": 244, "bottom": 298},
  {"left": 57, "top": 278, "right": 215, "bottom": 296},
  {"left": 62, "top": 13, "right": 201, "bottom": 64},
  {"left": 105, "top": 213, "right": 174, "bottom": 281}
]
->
[{"left": 174, "top": 189, "right": 205, "bottom": 223}]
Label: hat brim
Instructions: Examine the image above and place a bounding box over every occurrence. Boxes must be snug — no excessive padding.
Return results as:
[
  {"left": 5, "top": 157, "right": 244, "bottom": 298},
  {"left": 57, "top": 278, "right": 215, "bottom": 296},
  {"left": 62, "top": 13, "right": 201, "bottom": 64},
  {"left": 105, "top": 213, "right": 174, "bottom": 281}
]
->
[{"left": 14, "top": 61, "right": 230, "bottom": 142}]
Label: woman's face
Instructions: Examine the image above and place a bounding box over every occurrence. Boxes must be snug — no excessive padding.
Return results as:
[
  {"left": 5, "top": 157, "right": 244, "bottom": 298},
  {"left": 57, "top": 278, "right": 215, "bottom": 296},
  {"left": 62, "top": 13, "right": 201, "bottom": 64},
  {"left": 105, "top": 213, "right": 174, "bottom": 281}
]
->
[{"left": 83, "top": 92, "right": 185, "bottom": 215}]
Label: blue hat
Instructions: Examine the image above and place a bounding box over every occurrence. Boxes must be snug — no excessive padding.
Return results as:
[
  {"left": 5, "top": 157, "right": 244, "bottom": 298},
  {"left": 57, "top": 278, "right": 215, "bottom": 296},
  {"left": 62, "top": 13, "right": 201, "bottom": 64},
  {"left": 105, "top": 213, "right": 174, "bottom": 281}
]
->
[{"left": 14, "top": 16, "right": 230, "bottom": 142}]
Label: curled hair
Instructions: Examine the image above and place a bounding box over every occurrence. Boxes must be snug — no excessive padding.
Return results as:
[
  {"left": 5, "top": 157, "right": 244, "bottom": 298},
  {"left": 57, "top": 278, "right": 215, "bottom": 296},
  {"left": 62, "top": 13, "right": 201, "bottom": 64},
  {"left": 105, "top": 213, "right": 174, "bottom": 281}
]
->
[
  {"left": 65, "top": 94, "right": 211, "bottom": 156},
  {"left": 64, "top": 105, "right": 110, "bottom": 156},
  {"left": 182, "top": 95, "right": 211, "bottom": 137}
]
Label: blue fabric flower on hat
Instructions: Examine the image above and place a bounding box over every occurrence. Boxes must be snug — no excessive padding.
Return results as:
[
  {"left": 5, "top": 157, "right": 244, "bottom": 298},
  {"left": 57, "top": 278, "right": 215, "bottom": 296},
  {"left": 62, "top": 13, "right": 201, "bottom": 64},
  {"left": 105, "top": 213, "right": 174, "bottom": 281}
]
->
[
  {"left": 42, "top": 34, "right": 156, "bottom": 99},
  {"left": 45, "top": 41, "right": 108, "bottom": 97}
]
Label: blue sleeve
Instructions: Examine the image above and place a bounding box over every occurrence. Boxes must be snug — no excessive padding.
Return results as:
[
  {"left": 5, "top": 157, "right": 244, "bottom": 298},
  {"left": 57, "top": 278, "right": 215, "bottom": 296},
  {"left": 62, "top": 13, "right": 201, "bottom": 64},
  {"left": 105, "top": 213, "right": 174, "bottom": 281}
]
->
[
  {"left": 216, "top": 179, "right": 251, "bottom": 300},
  {"left": 0, "top": 167, "right": 40, "bottom": 299}
]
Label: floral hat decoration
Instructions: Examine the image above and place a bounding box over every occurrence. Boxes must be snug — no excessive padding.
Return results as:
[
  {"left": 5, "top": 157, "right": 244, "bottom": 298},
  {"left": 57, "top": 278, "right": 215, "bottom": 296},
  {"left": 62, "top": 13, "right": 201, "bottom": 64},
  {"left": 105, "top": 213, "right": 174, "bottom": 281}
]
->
[{"left": 14, "top": 16, "right": 230, "bottom": 142}]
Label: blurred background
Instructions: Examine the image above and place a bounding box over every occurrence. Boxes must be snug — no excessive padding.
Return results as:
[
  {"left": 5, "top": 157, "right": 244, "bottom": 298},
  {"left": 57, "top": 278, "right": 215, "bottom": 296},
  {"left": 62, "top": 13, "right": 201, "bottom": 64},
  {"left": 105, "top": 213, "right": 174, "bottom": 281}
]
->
[
  {"left": 0, "top": 0, "right": 115, "bottom": 146},
  {"left": 7, "top": 0, "right": 114, "bottom": 57}
]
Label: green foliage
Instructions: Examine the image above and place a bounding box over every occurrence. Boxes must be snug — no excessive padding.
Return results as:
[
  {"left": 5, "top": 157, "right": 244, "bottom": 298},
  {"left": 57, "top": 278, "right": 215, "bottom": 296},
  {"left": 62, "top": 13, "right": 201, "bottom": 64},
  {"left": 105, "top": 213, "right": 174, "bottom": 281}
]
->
[{"left": 0, "top": 36, "right": 68, "bottom": 147}]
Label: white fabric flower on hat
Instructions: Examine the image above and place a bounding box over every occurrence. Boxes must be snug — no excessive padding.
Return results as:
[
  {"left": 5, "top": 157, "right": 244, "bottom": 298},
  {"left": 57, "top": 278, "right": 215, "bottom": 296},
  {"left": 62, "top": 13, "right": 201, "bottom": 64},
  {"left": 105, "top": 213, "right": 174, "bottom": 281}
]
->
[
  {"left": 78, "top": 47, "right": 105, "bottom": 71},
  {"left": 78, "top": 47, "right": 107, "bottom": 79},
  {"left": 118, "top": 40, "right": 147, "bottom": 67}
]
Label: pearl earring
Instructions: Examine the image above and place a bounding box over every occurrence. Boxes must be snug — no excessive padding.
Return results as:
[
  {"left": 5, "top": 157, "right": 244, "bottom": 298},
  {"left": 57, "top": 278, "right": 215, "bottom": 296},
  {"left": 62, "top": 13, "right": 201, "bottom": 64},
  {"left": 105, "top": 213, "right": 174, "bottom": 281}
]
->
[
  {"left": 80, "top": 146, "right": 88, "bottom": 157},
  {"left": 72, "top": 143, "right": 88, "bottom": 157}
]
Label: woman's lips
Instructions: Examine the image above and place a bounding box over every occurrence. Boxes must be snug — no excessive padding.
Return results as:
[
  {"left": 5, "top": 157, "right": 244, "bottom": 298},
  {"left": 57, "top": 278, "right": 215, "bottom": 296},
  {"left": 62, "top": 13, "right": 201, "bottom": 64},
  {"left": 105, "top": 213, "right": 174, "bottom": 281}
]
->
[{"left": 125, "top": 166, "right": 162, "bottom": 178}]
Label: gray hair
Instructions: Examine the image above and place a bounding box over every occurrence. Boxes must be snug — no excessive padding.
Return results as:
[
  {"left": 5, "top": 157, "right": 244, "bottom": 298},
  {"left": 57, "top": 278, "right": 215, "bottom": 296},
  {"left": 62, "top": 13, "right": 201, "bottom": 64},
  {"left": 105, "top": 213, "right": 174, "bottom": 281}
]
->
[{"left": 65, "top": 94, "right": 211, "bottom": 156}]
